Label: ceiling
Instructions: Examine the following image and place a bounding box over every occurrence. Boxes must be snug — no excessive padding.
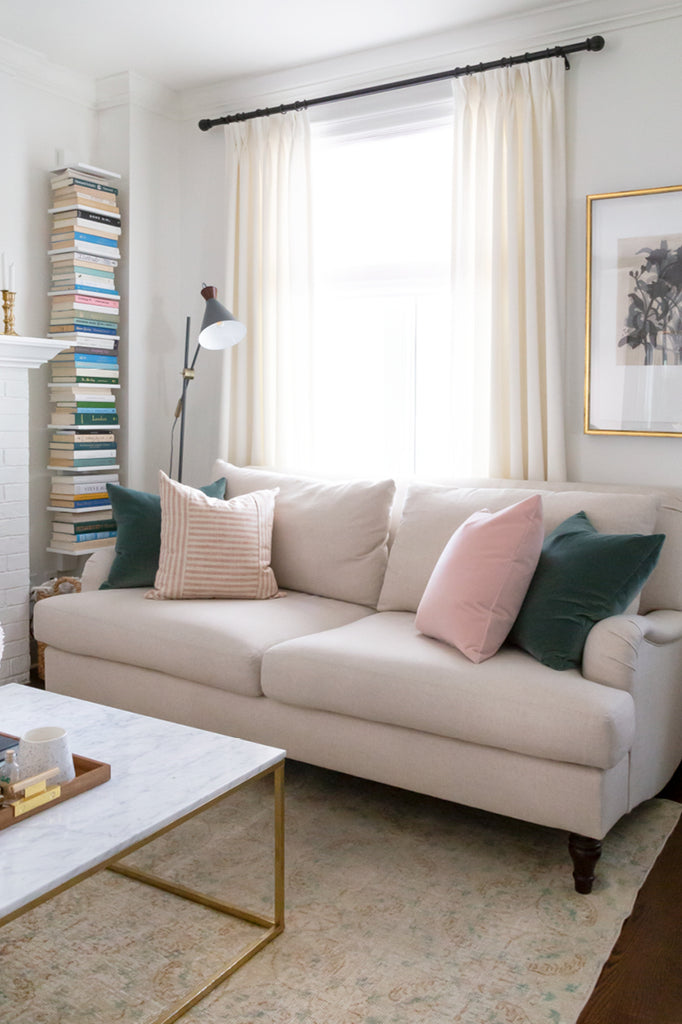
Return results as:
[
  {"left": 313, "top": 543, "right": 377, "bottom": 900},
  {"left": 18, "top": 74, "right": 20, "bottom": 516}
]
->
[{"left": 0, "top": 0, "right": 591, "bottom": 91}]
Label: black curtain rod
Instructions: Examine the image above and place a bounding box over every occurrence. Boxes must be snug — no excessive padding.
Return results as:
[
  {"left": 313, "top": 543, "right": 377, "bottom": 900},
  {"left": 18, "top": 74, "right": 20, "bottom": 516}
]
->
[{"left": 198, "top": 34, "right": 604, "bottom": 132}]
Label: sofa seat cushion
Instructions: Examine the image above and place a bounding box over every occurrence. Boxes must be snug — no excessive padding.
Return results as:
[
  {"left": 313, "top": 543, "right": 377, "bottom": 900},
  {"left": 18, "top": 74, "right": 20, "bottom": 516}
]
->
[
  {"left": 261, "top": 612, "right": 635, "bottom": 770},
  {"left": 34, "top": 588, "right": 374, "bottom": 698}
]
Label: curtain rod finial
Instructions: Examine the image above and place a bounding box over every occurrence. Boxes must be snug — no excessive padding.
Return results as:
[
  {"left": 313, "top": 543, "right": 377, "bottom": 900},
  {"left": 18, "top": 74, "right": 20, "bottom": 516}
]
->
[{"left": 587, "top": 35, "right": 605, "bottom": 51}]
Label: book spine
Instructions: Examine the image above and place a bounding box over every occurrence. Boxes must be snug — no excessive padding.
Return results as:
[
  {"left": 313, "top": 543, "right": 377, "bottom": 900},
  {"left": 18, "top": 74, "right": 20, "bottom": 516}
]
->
[
  {"left": 51, "top": 440, "right": 116, "bottom": 447},
  {"left": 52, "top": 405, "right": 116, "bottom": 413},
  {"left": 52, "top": 434, "right": 116, "bottom": 443},
  {"left": 54, "top": 267, "right": 116, "bottom": 278},
  {"left": 50, "top": 498, "right": 111, "bottom": 508},
  {"left": 50, "top": 285, "right": 119, "bottom": 295},
  {"left": 51, "top": 193, "right": 119, "bottom": 210},
  {"left": 52, "top": 368, "right": 118, "bottom": 374},
  {"left": 50, "top": 459, "right": 118, "bottom": 467},
  {"left": 52, "top": 220, "right": 121, "bottom": 237},
  {"left": 51, "top": 489, "right": 109, "bottom": 500},
  {"left": 50, "top": 474, "right": 119, "bottom": 483},
  {"left": 51, "top": 231, "right": 119, "bottom": 247},
  {"left": 51, "top": 176, "right": 118, "bottom": 194},
  {"left": 53, "top": 520, "right": 116, "bottom": 533},
  {"left": 50, "top": 252, "right": 118, "bottom": 267},
  {"left": 49, "top": 326, "right": 118, "bottom": 336},
  {"left": 49, "top": 443, "right": 115, "bottom": 452},
  {"left": 52, "top": 298, "right": 120, "bottom": 311},
  {"left": 51, "top": 370, "right": 118, "bottom": 377},
  {"left": 53, "top": 352, "right": 118, "bottom": 363},
  {"left": 55, "top": 267, "right": 116, "bottom": 277},
  {"left": 49, "top": 244, "right": 121, "bottom": 258},
  {"left": 52, "top": 536, "right": 117, "bottom": 544},
  {"left": 53, "top": 211, "right": 121, "bottom": 227},
  {"left": 51, "top": 482, "right": 113, "bottom": 493},
  {"left": 51, "top": 413, "right": 119, "bottom": 424}
]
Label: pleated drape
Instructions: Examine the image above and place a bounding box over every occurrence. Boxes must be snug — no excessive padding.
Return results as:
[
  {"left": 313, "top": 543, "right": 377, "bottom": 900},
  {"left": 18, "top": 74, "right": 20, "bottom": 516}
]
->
[
  {"left": 221, "top": 111, "right": 313, "bottom": 468},
  {"left": 452, "top": 59, "right": 567, "bottom": 481}
]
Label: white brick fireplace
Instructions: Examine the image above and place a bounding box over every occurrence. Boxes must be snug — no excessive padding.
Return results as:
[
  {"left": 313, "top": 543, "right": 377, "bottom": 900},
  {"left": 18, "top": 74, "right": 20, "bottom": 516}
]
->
[{"left": 0, "top": 337, "right": 66, "bottom": 685}]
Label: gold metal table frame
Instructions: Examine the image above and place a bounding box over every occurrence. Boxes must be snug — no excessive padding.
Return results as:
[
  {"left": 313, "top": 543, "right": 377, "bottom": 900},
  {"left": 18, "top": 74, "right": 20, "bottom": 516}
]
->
[{"left": 1, "top": 759, "right": 285, "bottom": 1024}]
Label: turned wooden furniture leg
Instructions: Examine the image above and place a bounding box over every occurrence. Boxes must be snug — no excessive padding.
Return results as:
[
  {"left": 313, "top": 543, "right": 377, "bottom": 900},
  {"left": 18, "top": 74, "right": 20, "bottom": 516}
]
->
[{"left": 568, "top": 833, "right": 602, "bottom": 893}]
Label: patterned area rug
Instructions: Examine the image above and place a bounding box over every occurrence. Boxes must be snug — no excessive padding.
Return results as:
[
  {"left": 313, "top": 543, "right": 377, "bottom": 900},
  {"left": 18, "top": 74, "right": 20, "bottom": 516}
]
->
[{"left": 2, "top": 761, "right": 680, "bottom": 1024}]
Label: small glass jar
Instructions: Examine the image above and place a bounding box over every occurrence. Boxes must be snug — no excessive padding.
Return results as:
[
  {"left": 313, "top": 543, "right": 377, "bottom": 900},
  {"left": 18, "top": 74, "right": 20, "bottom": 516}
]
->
[{"left": 0, "top": 749, "right": 20, "bottom": 786}]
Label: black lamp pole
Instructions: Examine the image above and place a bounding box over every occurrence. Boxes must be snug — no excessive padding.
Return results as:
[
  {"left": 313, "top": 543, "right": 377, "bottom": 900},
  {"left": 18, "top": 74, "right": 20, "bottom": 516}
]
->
[{"left": 175, "top": 316, "right": 200, "bottom": 484}]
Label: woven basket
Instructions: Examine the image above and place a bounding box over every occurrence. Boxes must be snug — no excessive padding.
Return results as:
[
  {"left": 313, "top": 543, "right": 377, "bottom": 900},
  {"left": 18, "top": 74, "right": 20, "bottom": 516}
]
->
[{"left": 35, "top": 576, "right": 81, "bottom": 680}]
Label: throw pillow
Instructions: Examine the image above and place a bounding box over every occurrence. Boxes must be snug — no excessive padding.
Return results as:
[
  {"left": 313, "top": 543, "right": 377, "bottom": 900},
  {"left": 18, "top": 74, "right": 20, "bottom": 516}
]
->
[
  {"left": 415, "top": 495, "right": 544, "bottom": 663},
  {"left": 509, "top": 511, "right": 665, "bottom": 670},
  {"left": 100, "top": 477, "right": 226, "bottom": 589},
  {"left": 146, "top": 471, "right": 279, "bottom": 600}
]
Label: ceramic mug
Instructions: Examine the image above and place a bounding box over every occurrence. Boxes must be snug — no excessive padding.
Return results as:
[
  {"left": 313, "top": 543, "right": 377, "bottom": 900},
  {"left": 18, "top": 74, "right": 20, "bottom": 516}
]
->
[{"left": 18, "top": 726, "right": 75, "bottom": 785}]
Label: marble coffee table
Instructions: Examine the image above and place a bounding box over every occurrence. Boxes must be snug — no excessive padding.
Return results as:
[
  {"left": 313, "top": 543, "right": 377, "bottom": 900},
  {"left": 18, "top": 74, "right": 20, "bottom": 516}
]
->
[{"left": 0, "top": 683, "right": 285, "bottom": 1023}]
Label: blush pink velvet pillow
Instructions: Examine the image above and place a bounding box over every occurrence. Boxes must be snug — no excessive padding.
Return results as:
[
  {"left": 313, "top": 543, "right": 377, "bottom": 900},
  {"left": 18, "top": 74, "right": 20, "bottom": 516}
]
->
[{"left": 415, "top": 494, "right": 544, "bottom": 663}]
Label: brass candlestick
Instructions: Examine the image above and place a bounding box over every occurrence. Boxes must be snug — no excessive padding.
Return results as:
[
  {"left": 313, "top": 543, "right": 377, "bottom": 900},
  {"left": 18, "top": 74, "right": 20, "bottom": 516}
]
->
[{"left": 1, "top": 290, "right": 18, "bottom": 335}]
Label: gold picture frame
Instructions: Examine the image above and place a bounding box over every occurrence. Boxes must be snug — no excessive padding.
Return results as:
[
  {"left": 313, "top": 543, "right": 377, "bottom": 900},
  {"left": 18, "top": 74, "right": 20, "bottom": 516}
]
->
[{"left": 585, "top": 184, "right": 682, "bottom": 436}]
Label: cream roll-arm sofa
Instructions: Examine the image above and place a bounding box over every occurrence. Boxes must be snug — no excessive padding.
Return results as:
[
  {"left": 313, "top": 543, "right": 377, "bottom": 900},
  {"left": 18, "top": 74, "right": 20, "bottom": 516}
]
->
[{"left": 34, "top": 462, "right": 682, "bottom": 892}]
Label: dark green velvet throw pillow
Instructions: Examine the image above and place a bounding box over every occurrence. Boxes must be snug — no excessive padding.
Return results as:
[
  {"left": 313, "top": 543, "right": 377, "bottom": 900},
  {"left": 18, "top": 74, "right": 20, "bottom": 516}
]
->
[
  {"left": 508, "top": 511, "right": 664, "bottom": 671},
  {"left": 100, "top": 477, "right": 227, "bottom": 589}
]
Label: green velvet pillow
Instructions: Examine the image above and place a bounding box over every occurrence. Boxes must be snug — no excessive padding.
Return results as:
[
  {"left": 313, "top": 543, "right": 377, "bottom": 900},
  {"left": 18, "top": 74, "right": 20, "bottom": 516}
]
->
[
  {"left": 508, "top": 511, "right": 664, "bottom": 671},
  {"left": 100, "top": 478, "right": 227, "bottom": 589}
]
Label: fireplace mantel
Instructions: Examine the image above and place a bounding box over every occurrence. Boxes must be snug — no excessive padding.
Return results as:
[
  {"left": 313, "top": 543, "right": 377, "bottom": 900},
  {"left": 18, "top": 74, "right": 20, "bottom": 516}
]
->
[
  {"left": 0, "top": 336, "right": 68, "bottom": 368},
  {"left": 0, "top": 335, "right": 68, "bottom": 685}
]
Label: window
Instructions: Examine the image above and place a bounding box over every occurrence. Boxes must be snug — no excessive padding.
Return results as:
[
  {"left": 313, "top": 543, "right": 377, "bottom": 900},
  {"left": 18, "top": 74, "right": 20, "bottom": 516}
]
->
[{"left": 309, "top": 103, "right": 467, "bottom": 479}]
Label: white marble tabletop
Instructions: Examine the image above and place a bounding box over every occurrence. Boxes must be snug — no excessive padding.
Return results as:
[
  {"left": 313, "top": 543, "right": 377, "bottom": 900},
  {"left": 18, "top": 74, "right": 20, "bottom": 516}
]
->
[{"left": 0, "top": 684, "right": 285, "bottom": 919}]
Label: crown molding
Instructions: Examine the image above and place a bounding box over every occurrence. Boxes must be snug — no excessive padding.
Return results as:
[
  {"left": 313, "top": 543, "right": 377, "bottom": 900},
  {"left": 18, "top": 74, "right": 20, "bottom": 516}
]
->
[
  {"left": 96, "top": 72, "right": 181, "bottom": 120},
  {"left": 0, "top": 34, "right": 94, "bottom": 107},
  {"left": 181, "top": 0, "right": 682, "bottom": 124},
  {"left": 0, "top": 36, "right": 180, "bottom": 119}
]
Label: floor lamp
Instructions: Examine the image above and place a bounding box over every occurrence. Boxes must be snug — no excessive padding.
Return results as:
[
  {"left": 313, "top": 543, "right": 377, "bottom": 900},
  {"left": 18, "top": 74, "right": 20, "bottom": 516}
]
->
[{"left": 172, "top": 284, "right": 246, "bottom": 483}]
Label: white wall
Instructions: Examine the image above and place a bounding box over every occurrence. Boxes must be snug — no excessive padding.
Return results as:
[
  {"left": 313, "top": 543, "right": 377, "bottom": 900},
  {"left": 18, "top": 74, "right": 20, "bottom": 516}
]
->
[
  {"left": 0, "top": 47, "right": 186, "bottom": 587},
  {"left": 565, "top": 16, "right": 682, "bottom": 486},
  {"left": 2, "top": 0, "right": 682, "bottom": 595},
  {"left": 179, "top": 0, "right": 682, "bottom": 490},
  {"left": 0, "top": 43, "right": 96, "bottom": 587},
  {"left": 94, "top": 74, "right": 186, "bottom": 494}
]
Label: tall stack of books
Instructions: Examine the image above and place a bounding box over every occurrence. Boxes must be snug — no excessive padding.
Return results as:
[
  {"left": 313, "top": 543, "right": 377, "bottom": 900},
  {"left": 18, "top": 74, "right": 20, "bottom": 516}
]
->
[{"left": 46, "top": 163, "right": 122, "bottom": 556}]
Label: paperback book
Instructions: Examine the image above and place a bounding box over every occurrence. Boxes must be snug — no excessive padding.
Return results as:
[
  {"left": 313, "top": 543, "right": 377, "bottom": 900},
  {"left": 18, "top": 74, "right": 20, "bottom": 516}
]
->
[{"left": 52, "top": 517, "right": 117, "bottom": 532}]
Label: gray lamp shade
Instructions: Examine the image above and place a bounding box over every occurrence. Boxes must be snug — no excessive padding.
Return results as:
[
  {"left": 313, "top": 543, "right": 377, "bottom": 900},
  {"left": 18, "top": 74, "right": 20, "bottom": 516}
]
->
[{"left": 199, "top": 285, "right": 246, "bottom": 350}]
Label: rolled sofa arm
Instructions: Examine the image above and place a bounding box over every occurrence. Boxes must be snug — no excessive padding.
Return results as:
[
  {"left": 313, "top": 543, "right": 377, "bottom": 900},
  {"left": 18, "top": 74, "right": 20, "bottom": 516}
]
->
[
  {"left": 582, "top": 609, "right": 682, "bottom": 692},
  {"left": 79, "top": 546, "right": 116, "bottom": 591}
]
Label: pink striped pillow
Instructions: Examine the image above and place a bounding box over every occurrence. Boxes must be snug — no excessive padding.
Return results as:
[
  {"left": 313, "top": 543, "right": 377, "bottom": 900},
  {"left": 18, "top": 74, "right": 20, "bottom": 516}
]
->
[{"left": 146, "top": 472, "right": 279, "bottom": 600}]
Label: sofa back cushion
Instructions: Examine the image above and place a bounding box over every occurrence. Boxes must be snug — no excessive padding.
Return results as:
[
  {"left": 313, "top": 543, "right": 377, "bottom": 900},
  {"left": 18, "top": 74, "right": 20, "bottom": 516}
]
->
[
  {"left": 213, "top": 461, "right": 395, "bottom": 608},
  {"left": 419, "top": 477, "right": 682, "bottom": 614},
  {"left": 638, "top": 496, "right": 682, "bottom": 612},
  {"left": 378, "top": 484, "right": 659, "bottom": 613}
]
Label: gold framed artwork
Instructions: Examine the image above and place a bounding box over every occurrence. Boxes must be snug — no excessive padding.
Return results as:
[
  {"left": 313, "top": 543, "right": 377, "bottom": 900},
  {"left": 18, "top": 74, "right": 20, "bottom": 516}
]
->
[{"left": 585, "top": 184, "right": 682, "bottom": 436}]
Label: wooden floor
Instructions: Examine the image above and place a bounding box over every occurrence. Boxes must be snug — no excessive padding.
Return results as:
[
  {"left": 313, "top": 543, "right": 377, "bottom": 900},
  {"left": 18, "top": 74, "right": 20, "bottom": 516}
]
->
[{"left": 577, "top": 760, "right": 682, "bottom": 1024}]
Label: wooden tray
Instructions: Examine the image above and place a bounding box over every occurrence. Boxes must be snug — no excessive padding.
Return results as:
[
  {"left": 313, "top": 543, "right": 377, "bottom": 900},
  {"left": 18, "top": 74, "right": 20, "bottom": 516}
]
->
[{"left": 0, "top": 733, "right": 110, "bottom": 831}]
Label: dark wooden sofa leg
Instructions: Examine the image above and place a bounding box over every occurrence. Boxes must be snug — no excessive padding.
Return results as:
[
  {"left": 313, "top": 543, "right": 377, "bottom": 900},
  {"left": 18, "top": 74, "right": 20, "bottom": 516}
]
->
[{"left": 568, "top": 833, "right": 602, "bottom": 893}]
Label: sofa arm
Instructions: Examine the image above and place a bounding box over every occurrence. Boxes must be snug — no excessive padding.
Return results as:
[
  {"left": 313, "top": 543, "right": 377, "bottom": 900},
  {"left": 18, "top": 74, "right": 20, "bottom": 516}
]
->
[
  {"left": 79, "top": 546, "right": 116, "bottom": 591},
  {"left": 582, "top": 610, "right": 682, "bottom": 692}
]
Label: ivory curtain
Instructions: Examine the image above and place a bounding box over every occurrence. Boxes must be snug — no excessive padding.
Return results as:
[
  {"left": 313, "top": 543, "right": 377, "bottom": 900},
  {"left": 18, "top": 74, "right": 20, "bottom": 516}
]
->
[
  {"left": 221, "top": 111, "right": 313, "bottom": 467},
  {"left": 452, "top": 58, "right": 567, "bottom": 481}
]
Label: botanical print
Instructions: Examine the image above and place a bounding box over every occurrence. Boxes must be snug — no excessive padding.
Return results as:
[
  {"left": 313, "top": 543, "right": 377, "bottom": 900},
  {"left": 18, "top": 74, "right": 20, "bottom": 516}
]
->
[{"left": 617, "top": 233, "right": 682, "bottom": 365}]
